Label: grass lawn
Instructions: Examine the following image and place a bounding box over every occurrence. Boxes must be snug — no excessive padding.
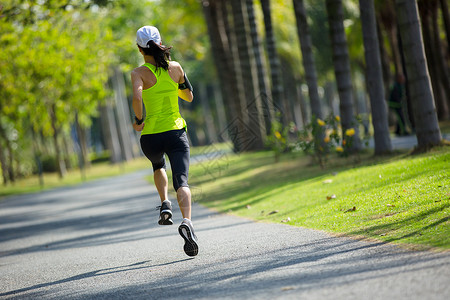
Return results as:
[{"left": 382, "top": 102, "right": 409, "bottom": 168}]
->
[{"left": 188, "top": 146, "right": 450, "bottom": 251}]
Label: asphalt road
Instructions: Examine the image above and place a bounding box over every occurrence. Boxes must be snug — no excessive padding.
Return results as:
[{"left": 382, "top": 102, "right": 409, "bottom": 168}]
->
[{"left": 0, "top": 169, "right": 449, "bottom": 299}]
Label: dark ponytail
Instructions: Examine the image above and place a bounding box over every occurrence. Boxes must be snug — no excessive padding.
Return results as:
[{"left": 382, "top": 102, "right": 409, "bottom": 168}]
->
[{"left": 139, "top": 40, "right": 172, "bottom": 71}]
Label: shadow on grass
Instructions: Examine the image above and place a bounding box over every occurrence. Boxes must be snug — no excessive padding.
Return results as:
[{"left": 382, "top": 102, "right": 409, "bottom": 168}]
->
[
  {"left": 192, "top": 150, "right": 435, "bottom": 212},
  {"left": 349, "top": 203, "right": 450, "bottom": 248}
]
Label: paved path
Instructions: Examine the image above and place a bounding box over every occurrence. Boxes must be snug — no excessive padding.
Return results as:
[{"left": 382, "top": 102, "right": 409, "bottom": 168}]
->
[
  {"left": 0, "top": 170, "right": 449, "bottom": 299},
  {"left": 368, "top": 133, "right": 450, "bottom": 150}
]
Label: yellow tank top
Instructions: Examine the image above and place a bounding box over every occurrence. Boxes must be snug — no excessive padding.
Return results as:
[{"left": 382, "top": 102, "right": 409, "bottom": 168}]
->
[{"left": 141, "top": 62, "right": 187, "bottom": 135}]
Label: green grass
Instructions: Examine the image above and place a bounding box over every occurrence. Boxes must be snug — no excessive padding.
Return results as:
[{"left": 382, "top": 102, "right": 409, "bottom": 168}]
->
[
  {"left": 189, "top": 147, "right": 450, "bottom": 251},
  {"left": 189, "top": 142, "right": 233, "bottom": 156},
  {"left": 0, "top": 157, "right": 151, "bottom": 199}
]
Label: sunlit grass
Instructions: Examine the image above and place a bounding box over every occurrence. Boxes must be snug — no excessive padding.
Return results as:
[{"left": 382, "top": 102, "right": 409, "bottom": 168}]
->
[
  {"left": 189, "top": 147, "right": 450, "bottom": 250},
  {"left": 189, "top": 142, "right": 233, "bottom": 156},
  {"left": 0, "top": 157, "right": 151, "bottom": 199}
]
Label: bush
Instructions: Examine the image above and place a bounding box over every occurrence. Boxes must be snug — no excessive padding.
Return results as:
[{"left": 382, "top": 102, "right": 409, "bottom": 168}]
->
[
  {"left": 41, "top": 155, "right": 58, "bottom": 172},
  {"left": 266, "top": 113, "right": 367, "bottom": 168}
]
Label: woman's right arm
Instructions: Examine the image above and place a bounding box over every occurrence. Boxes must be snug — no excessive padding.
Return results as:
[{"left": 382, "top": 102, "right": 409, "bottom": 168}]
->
[{"left": 131, "top": 69, "right": 145, "bottom": 131}]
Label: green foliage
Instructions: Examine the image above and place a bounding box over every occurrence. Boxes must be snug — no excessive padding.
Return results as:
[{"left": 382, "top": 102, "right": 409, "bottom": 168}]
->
[
  {"left": 0, "top": 1, "right": 115, "bottom": 179},
  {"left": 269, "top": 0, "right": 302, "bottom": 69},
  {"left": 265, "top": 115, "right": 290, "bottom": 161},
  {"left": 266, "top": 113, "right": 367, "bottom": 167}
]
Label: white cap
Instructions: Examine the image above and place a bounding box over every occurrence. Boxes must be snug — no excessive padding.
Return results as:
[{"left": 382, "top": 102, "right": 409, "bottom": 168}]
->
[{"left": 136, "top": 26, "right": 161, "bottom": 48}]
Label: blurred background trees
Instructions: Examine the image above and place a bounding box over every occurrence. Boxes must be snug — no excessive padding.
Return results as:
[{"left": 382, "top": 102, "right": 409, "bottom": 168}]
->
[{"left": 0, "top": 0, "right": 448, "bottom": 185}]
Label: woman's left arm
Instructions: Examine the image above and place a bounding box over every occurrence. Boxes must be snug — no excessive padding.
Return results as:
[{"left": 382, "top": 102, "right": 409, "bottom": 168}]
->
[{"left": 176, "top": 64, "right": 194, "bottom": 102}]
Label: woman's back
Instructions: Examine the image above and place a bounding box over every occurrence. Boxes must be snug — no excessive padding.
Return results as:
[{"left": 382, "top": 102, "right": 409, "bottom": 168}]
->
[{"left": 140, "top": 62, "right": 186, "bottom": 134}]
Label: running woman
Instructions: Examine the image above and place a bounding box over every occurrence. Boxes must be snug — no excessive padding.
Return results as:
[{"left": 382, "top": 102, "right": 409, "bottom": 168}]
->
[{"left": 131, "top": 26, "right": 198, "bottom": 257}]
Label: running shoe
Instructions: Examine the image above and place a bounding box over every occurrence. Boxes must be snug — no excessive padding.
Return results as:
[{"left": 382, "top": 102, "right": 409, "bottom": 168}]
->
[
  {"left": 157, "top": 200, "right": 173, "bottom": 225},
  {"left": 178, "top": 219, "right": 198, "bottom": 257}
]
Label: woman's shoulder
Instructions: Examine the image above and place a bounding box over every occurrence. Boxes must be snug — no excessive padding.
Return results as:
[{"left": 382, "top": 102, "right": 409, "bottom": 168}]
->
[
  {"left": 169, "top": 61, "right": 182, "bottom": 69},
  {"left": 132, "top": 65, "right": 148, "bottom": 75},
  {"left": 168, "top": 61, "right": 184, "bottom": 80}
]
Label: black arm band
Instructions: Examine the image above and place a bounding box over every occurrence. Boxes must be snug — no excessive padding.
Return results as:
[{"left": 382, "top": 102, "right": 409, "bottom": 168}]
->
[
  {"left": 178, "top": 73, "right": 193, "bottom": 92},
  {"left": 134, "top": 116, "right": 144, "bottom": 125}
]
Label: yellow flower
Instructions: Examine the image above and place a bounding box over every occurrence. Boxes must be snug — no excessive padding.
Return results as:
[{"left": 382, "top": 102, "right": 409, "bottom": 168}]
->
[
  {"left": 274, "top": 131, "right": 282, "bottom": 139},
  {"left": 335, "top": 116, "right": 340, "bottom": 122},
  {"left": 324, "top": 136, "right": 330, "bottom": 143},
  {"left": 336, "top": 146, "right": 344, "bottom": 152},
  {"left": 317, "top": 119, "right": 325, "bottom": 126},
  {"left": 345, "top": 128, "right": 355, "bottom": 136}
]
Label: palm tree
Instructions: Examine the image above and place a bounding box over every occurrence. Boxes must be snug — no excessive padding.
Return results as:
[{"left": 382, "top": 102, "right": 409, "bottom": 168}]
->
[
  {"left": 246, "top": 0, "right": 273, "bottom": 134},
  {"left": 292, "top": 0, "right": 326, "bottom": 155},
  {"left": 359, "top": 0, "right": 392, "bottom": 154},
  {"left": 230, "top": 0, "right": 265, "bottom": 150},
  {"left": 292, "top": 0, "right": 323, "bottom": 121},
  {"left": 440, "top": 0, "right": 450, "bottom": 56},
  {"left": 395, "top": 0, "right": 442, "bottom": 149},
  {"left": 325, "top": 0, "right": 361, "bottom": 151},
  {"left": 260, "top": 0, "right": 286, "bottom": 125},
  {"left": 376, "top": 19, "right": 392, "bottom": 101},
  {"left": 418, "top": 0, "right": 450, "bottom": 120},
  {"left": 377, "top": 0, "right": 403, "bottom": 76},
  {"left": 201, "top": 0, "right": 247, "bottom": 152}
]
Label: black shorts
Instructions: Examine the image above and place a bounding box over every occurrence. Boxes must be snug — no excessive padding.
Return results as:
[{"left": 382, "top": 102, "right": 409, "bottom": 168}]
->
[{"left": 140, "top": 128, "right": 190, "bottom": 191}]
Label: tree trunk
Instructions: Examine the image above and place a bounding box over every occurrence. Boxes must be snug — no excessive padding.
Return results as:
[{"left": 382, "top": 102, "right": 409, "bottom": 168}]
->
[
  {"left": 246, "top": 0, "right": 273, "bottom": 134},
  {"left": 223, "top": 1, "right": 248, "bottom": 128},
  {"left": 212, "top": 84, "right": 229, "bottom": 142},
  {"left": 112, "top": 67, "right": 135, "bottom": 161},
  {"left": 62, "top": 134, "right": 72, "bottom": 170},
  {"left": 297, "top": 83, "right": 309, "bottom": 128},
  {"left": 431, "top": 0, "right": 450, "bottom": 119},
  {"left": 199, "top": 82, "right": 217, "bottom": 144},
  {"left": 99, "top": 101, "right": 122, "bottom": 163},
  {"left": 326, "top": 0, "right": 361, "bottom": 151},
  {"left": 397, "top": 26, "right": 415, "bottom": 131},
  {"left": 0, "top": 124, "right": 9, "bottom": 185},
  {"left": 293, "top": 0, "right": 323, "bottom": 120},
  {"left": 0, "top": 145, "right": 8, "bottom": 185},
  {"left": 202, "top": 0, "right": 248, "bottom": 152},
  {"left": 260, "top": 0, "right": 286, "bottom": 125},
  {"left": 395, "top": 0, "right": 442, "bottom": 149},
  {"left": 376, "top": 17, "right": 392, "bottom": 101},
  {"left": 359, "top": 0, "right": 392, "bottom": 154},
  {"left": 378, "top": 0, "right": 403, "bottom": 76},
  {"left": 201, "top": 0, "right": 232, "bottom": 134},
  {"left": 230, "top": 0, "right": 265, "bottom": 150},
  {"left": 280, "top": 58, "right": 298, "bottom": 124},
  {"left": 32, "top": 129, "right": 44, "bottom": 187},
  {"left": 50, "top": 104, "right": 66, "bottom": 179},
  {"left": 293, "top": 0, "right": 326, "bottom": 152},
  {"left": 75, "top": 113, "right": 91, "bottom": 171},
  {"left": 439, "top": 0, "right": 450, "bottom": 57},
  {"left": 419, "top": 0, "right": 448, "bottom": 121}
]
